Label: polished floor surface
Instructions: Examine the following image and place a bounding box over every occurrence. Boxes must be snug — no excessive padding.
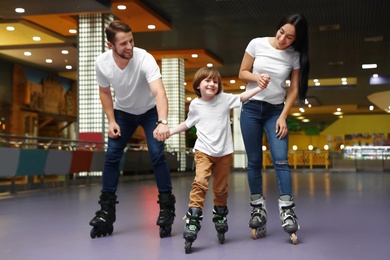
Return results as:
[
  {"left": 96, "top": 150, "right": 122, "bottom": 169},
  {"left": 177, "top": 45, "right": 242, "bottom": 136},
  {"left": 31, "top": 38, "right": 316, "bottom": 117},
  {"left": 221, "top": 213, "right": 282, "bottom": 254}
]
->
[{"left": 1, "top": 170, "right": 389, "bottom": 260}]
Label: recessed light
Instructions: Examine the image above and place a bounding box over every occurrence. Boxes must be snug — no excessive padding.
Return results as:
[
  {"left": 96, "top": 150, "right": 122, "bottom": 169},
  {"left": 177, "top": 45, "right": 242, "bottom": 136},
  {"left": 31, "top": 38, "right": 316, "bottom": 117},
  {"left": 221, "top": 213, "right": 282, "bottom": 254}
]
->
[
  {"left": 207, "top": 63, "right": 213, "bottom": 67},
  {"left": 24, "top": 51, "right": 32, "bottom": 56},
  {"left": 191, "top": 54, "right": 198, "bottom": 58},
  {"left": 45, "top": 59, "right": 53, "bottom": 63},
  {"left": 362, "top": 64, "right": 377, "bottom": 69},
  {"left": 147, "top": 25, "right": 156, "bottom": 30},
  {"left": 66, "top": 65, "right": 72, "bottom": 70},
  {"left": 117, "top": 5, "right": 126, "bottom": 10},
  {"left": 69, "top": 29, "right": 77, "bottom": 34},
  {"left": 15, "top": 8, "right": 25, "bottom": 13},
  {"left": 373, "top": 74, "right": 378, "bottom": 78},
  {"left": 240, "top": 85, "right": 245, "bottom": 90},
  {"left": 6, "top": 26, "right": 15, "bottom": 31},
  {"left": 369, "top": 105, "right": 374, "bottom": 111},
  {"left": 61, "top": 50, "right": 69, "bottom": 54},
  {"left": 230, "top": 80, "right": 236, "bottom": 84},
  {"left": 32, "top": 36, "right": 41, "bottom": 41}
]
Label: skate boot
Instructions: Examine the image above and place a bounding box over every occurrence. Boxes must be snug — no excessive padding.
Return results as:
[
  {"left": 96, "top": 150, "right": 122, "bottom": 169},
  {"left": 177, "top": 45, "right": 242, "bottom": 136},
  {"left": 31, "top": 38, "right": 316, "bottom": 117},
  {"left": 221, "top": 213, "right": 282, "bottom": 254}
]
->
[
  {"left": 212, "top": 205, "right": 229, "bottom": 244},
  {"left": 89, "top": 192, "right": 118, "bottom": 239},
  {"left": 183, "top": 207, "right": 203, "bottom": 254},
  {"left": 279, "top": 195, "right": 300, "bottom": 245},
  {"left": 156, "top": 192, "right": 176, "bottom": 238},
  {"left": 249, "top": 194, "right": 267, "bottom": 239}
]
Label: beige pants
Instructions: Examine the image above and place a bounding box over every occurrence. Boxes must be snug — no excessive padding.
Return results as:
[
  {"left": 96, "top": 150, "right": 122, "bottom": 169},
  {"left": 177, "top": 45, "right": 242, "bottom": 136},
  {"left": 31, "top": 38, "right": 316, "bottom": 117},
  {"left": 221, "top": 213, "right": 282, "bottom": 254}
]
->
[{"left": 188, "top": 150, "right": 232, "bottom": 209}]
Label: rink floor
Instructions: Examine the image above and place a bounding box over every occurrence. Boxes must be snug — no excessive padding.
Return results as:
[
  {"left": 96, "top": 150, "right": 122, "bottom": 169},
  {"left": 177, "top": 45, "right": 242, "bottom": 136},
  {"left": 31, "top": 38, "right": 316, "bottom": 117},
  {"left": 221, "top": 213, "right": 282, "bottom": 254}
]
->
[{"left": 1, "top": 169, "right": 389, "bottom": 260}]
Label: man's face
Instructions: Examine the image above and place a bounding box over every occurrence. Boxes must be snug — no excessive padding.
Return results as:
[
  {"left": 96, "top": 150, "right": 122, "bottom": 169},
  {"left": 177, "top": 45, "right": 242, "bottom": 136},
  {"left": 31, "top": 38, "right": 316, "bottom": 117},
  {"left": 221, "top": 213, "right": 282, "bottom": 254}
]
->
[{"left": 108, "top": 31, "right": 134, "bottom": 60}]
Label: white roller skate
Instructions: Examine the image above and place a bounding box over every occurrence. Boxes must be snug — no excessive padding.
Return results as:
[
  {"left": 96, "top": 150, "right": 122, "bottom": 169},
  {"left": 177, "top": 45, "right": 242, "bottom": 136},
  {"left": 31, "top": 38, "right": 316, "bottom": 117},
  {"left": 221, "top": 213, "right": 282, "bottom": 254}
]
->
[
  {"left": 279, "top": 195, "right": 300, "bottom": 245},
  {"left": 249, "top": 194, "right": 267, "bottom": 239}
]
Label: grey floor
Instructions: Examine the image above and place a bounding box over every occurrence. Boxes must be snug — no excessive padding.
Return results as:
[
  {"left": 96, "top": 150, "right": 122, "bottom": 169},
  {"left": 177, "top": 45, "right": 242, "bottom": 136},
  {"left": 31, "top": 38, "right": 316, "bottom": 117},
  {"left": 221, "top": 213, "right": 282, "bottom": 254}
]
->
[{"left": 1, "top": 169, "right": 389, "bottom": 260}]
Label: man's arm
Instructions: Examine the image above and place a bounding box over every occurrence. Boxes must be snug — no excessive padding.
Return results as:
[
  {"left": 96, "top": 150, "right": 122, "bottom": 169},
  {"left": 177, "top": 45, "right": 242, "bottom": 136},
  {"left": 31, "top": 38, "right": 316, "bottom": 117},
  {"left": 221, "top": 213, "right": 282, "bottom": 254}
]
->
[
  {"left": 149, "top": 78, "right": 170, "bottom": 141},
  {"left": 99, "top": 86, "right": 121, "bottom": 138}
]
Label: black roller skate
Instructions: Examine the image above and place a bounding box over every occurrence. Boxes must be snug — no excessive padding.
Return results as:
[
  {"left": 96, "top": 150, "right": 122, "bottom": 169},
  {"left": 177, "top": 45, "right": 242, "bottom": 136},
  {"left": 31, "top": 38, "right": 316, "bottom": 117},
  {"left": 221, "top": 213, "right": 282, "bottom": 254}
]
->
[
  {"left": 89, "top": 192, "right": 118, "bottom": 239},
  {"left": 183, "top": 207, "right": 203, "bottom": 254},
  {"left": 212, "top": 205, "right": 229, "bottom": 244},
  {"left": 249, "top": 194, "right": 267, "bottom": 239},
  {"left": 156, "top": 192, "right": 176, "bottom": 238},
  {"left": 279, "top": 195, "right": 300, "bottom": 245}
]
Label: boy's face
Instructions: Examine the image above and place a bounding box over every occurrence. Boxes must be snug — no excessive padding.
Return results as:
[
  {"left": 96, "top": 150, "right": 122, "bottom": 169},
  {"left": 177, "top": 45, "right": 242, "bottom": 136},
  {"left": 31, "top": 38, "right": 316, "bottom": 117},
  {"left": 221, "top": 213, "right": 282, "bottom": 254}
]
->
[{"left": 198, "top": 77, "right": 219, "bottom": 100}]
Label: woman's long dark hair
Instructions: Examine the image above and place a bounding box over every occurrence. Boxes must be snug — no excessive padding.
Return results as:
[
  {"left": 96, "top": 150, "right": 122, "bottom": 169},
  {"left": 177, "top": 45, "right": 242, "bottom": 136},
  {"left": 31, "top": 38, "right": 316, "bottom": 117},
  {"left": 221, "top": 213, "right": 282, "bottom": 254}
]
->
[{"left": 278, "top": 14, "right": 310, "bottom": 103}]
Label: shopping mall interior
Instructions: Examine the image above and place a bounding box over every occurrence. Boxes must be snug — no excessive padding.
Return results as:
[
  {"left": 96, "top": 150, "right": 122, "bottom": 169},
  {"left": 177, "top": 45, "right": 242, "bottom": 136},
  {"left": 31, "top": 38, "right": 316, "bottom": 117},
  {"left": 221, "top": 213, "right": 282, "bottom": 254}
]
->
[{"left": 0, "top": 1, "right": 389, "bottom": 259}]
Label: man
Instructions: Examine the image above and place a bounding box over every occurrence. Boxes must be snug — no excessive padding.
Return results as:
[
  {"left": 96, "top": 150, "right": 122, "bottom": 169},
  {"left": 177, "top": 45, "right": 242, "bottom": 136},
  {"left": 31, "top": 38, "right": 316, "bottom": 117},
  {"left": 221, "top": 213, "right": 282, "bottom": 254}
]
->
[{"left": 89, "top": 20, "right": 175, "bottom": 239}]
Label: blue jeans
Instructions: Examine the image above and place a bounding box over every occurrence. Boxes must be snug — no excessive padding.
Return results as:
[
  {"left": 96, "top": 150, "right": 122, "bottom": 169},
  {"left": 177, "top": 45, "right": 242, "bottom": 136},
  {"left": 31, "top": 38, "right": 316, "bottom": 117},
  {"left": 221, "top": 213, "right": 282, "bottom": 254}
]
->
[
  {"left": 240, "top": 100, "right": 292, "bottom": 197},
  {"left": 102, "top": 107, "right": 172, "bottom": 194}
]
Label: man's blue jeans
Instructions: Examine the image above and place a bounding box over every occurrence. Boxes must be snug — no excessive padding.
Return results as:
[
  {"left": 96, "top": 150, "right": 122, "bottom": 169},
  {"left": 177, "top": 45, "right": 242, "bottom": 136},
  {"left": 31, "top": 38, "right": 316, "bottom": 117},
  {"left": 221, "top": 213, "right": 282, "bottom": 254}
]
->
[
  {"left": 240, "top": 100, "right": 292, "bottom": 196},
  {"left": 102, "top": 107, "right": 172, "bottom": 194}
]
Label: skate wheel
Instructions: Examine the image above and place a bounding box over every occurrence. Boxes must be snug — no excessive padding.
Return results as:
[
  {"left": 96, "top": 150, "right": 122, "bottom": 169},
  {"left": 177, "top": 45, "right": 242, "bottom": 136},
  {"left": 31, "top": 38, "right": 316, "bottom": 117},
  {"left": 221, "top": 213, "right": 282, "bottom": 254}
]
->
[
  {"left": 159, "top": 226, "right": 172, "bottom": 238},
  {"left": 217, "top": 232, "right": 225, "bottom": 244},
  {"left": 251, "top": 226, "right": 266, "bottom": 239},
  {"left": 290, "top": 233, "right": 298, "bottom": 245},
  {"left": 90, "top": 228, "right": 97, "bottom": 239},
  {"left": 184, "top": 241, "right": 192, "bottom": 254},
  {"left": 107, "top": 225, "right": 114, "bottom": 235}
]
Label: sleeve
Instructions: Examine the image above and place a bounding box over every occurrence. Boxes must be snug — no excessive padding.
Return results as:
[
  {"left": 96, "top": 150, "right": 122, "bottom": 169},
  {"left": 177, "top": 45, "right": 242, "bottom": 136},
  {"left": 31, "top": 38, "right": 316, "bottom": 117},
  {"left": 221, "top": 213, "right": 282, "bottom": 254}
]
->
[
  {"left": 184, "top": 102, "right": 199, "bottom": 128},
  {"left": 143, "top": 52, "right": 162, "bottom": 83},
  {"left": 223, "top": 93, "right": 241, "bottom": 109},
  {"left": 245, "top": 38, "right": 258, "bottom": 58},
  {"left": 95, "top": 59, "right": 110, "bottom": 88},
  {"left": 292, "top": 51, "right": 300, "bottom": 70}
]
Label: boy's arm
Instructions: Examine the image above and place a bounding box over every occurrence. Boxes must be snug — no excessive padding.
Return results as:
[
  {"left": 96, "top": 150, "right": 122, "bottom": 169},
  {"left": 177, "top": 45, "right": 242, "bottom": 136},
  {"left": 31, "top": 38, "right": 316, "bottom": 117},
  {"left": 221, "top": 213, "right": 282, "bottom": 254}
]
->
[{"left": 170, "top": 122, "right": 189, "bottom": 136}]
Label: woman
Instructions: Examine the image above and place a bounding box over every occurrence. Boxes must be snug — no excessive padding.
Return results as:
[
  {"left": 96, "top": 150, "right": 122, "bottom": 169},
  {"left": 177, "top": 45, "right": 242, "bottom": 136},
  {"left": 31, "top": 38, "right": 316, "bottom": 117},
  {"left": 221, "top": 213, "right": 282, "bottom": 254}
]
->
[{"left": 238, "top": 13, "right": 309, "bottom": 244}]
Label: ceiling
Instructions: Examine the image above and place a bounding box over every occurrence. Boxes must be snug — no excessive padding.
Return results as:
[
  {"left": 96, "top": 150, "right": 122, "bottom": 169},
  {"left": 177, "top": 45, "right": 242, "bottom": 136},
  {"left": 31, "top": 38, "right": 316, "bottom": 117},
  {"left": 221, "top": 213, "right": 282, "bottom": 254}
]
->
[{"left": 0, "top": 0, "right": 389, "bottom": 131}]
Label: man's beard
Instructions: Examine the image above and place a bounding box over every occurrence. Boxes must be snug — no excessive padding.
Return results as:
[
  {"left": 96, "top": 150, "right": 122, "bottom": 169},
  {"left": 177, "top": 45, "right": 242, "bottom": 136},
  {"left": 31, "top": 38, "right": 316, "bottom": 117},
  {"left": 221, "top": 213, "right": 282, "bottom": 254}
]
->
[{"left": 114, "top": 48, "right": 132, "bottom": 60}]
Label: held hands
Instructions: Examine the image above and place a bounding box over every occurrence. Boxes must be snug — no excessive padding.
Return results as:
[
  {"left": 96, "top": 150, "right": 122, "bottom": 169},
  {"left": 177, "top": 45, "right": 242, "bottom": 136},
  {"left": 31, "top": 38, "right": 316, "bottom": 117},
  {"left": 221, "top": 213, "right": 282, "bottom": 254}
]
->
[
  {"left": 153, "top": 124, "right": 170, "bottom": 142},
  {"left": 257, "top": 73, "right": 270, "bottom": 90}
]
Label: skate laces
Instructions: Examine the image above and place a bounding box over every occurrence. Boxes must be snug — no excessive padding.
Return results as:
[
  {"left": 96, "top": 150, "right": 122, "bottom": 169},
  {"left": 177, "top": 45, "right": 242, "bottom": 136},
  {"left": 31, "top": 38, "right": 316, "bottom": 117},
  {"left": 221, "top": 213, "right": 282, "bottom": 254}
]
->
[{"left": 281, "top": 208, "right": 297, "bottom": 227}]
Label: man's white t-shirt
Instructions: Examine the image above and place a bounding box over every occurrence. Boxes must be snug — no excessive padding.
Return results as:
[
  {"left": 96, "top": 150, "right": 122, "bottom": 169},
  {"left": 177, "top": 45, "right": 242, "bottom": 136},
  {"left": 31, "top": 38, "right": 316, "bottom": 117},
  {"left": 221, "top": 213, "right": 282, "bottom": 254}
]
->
[
  {"left": 185, "top": 93, "right": 241, "bottom": 157},
  {"left": 95, "top": 47, "right": 161, "bottom": 115},
  {"left": 245, "top": 37, "right": 300, "bottom": 104}
]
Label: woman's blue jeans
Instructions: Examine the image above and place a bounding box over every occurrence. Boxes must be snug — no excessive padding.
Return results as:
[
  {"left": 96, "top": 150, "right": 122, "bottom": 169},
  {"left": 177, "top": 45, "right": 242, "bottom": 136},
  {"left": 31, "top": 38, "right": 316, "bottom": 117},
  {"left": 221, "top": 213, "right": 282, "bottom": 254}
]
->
[
  {"left": 240, "top": 100, "right": 292, "bottom": 197},
  {"left": 102, "top": 107, "right": 172, "bottom": 194}
]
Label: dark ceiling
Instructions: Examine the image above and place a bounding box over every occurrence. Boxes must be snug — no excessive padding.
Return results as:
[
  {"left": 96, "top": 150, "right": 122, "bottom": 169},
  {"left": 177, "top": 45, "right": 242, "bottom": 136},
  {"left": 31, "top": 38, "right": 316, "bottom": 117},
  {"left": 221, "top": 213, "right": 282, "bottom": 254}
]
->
[{"left": 0, "top": 0, "right": 389, "bottom": 130}]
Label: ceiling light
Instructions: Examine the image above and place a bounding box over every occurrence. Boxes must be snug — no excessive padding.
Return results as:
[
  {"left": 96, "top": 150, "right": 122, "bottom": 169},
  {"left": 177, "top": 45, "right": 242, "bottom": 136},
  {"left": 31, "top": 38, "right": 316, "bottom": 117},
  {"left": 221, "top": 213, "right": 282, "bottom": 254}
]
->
[
  {"left": 117, "top": 5, "right": 126, "bottom": 10},
  {"left": 362, "top": 64, "right": 377, "bottom": 69},
  {"left": 6, "top": 26, "right": 15, "bottom": 31},
  {"left": 45, "top": 59, "right": 53, "bottom": 63},
  {"left": 61, "top": 50, "right": 69, "bottom": 54},
  {"left": 240, "top": 85, "right": 245, "bottom": 90},
  {"left": 147, "top": 25, "right": 156, "bottom": 30},
  {"left": 333, "top": 111, "right": 343, "bottom": 115},
  {"left": 373, "top": 74, "right": 378, "bottom": 78},
  {"left": 186, "top": 97, "right": 192, "bottom": 101},
  {"left": 369, "top": 105, "right": 374, "bottom": 111},
  {"left": 32, "top": 36, "right": 41, "bottom": 41},
  {"left": 207, "top": 63, "right": 213, "bottom": 67},
  {"left": 302, "top": 119, "right": 310, "bottom": 122},
  {"left": 230, "top": 80, "right": 236, "bottom": 84},
  {"left": 313, "top": 79, "right": 318, "bottom": 82},
  {"left": 299, "top": 107, "right": 305, "bottom": 113},
  {"left": 66, "top": 65, "right": 72, "bottom": 70},
  {"left": 308, "top": 104, "right": 312, "bottom": 108},
  {"left": 292, "top": 113, "right": 301, "bottom": 116},
  {"left": 315, "top": 82, "right": 320, "bottom": 86},
  {"left": 337, "top": 108, "right": 341, "bottom": 111},
  {"left": 15, "top": 8, "right": 25, "bottom": 13},
  {"left": 191, "top": 54, "right": 198, "bottom": 58},
  {"left": 69, "top": 29, "right": 77, "bottom": 34},
  {"left": 341, "top": 78, "right": 347, "bottom": 82},
  {"left": 24, "top": 51, "right": 31, "bottom": 56},
  {"left": 342, "top": 81, "right": 347, "bottom": 85}
]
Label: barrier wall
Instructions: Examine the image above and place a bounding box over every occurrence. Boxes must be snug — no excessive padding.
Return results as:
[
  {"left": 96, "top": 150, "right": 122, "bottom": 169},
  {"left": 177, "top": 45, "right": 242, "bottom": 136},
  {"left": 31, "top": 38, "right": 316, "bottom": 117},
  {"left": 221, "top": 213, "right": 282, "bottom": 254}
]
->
[{"left": 0, "top": 148, "right": 180, "bottom": 177}]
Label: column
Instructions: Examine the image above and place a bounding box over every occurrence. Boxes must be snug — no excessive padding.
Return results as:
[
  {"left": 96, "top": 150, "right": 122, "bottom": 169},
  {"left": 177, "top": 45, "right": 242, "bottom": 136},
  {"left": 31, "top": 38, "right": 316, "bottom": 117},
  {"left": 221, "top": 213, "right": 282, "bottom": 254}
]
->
[
  {"left": 78, "top": 13, "right": 113, "bottom": 143},
  {"left": 161, "top": 58, "right": 186, "bottom": 171}
]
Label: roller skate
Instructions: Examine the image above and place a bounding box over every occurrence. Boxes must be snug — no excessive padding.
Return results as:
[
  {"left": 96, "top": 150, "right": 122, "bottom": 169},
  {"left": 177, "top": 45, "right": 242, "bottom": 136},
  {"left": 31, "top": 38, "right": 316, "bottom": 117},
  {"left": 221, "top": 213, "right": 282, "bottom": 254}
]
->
[
  {"left": 89, "top": 192, "right": 118, "bottom": 239},
  {"left": 183, "top": 207, "right": 203, "bottom": 254},
  {"left": 279, "top": 195, "right": 300, "bottom": 245},
  {"left": 156, "top": 192, "right": 176, "bottom": 238},
  {"left": 249, "top": 194, "right": 267, "bottom": 239},
  {"left": 212, "top": 205, "right": 229, "bottom": 244}
]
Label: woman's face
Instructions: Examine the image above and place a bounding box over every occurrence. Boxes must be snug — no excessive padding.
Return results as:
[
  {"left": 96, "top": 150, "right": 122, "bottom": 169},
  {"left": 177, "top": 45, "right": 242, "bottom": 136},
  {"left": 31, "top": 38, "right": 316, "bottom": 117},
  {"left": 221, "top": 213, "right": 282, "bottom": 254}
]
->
[{"left": 275, "top": 23, "right": 296, "bottom": 50}]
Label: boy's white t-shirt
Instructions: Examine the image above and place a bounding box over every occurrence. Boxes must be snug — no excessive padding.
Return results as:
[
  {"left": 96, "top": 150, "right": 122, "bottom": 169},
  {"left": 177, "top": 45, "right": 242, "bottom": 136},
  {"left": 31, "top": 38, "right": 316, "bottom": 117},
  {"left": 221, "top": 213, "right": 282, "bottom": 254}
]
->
[
  {"left": 245, "top": 37, "right": 300, "bottom": 104},
  {"left": 185, "top": 93, "right": 241, "bottom": 157},
  {"left": 95, "top": 47, "right": 161, "bottom": 115}
]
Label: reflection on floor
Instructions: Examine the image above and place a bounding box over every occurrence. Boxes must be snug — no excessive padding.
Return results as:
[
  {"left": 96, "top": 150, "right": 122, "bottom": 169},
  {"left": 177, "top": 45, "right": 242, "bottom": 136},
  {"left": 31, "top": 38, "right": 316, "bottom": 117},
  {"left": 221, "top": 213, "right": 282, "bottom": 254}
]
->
[{"left": 1, "top": 170, "right": 389, "bottom": 260}]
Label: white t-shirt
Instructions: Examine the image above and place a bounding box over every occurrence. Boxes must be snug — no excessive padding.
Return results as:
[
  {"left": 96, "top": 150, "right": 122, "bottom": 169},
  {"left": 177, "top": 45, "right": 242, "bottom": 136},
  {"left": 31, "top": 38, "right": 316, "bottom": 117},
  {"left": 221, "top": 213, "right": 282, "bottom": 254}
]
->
[
  {"left": 185, "top": 93, "right": 241, "bottom": 157},
  {"left": 245, "top": 37, "right": 300, "bottom": 104},
  {"left": 95, "top": 47, "right": 161, "bottom": 115}
]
